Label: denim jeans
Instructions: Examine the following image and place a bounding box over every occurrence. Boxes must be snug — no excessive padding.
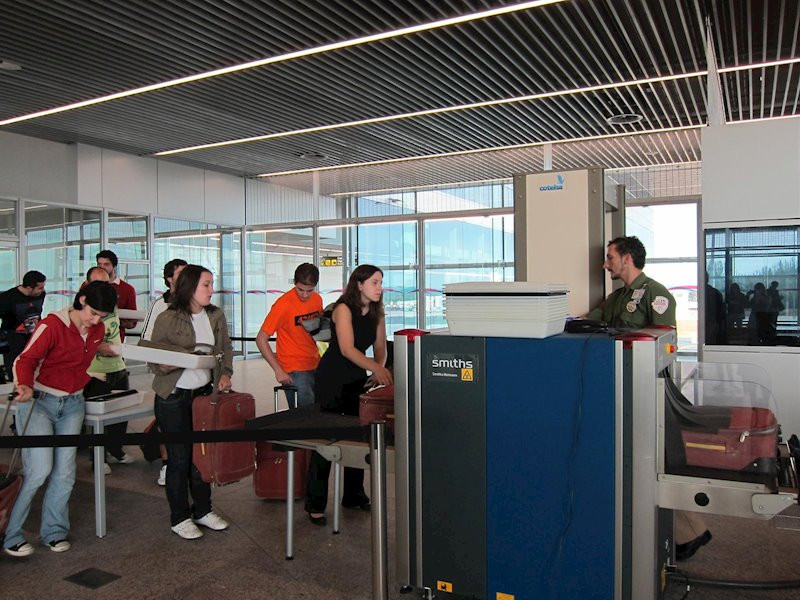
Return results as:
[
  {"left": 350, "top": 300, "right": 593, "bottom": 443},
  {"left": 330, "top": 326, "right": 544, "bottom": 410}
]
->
[
  {"left": 154, "top": 385, "right": 213, "bottom": 526},
  {"left": 3, "top": 391, "right": 84, "bottom": 549},
  {"left": 286, "top": 370, "right": 315, "bottom": 408}
]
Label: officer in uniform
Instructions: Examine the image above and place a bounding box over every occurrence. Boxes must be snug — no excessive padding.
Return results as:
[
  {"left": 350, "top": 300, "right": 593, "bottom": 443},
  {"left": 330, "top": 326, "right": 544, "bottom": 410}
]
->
[
  {"left": 587, "top": 235, "right": 711, "bottom": 561},
  {"left": 586, "top": 235, "right": 675, "bottom": 327}
]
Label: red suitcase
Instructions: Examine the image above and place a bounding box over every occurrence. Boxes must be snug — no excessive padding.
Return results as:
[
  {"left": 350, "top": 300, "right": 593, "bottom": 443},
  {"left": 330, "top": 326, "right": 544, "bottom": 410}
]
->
[
  {"left": 253, "top": 385, "right": 310, "bottom": 499},
  {"left": 681, "top": 406, "right": 778, "bottom": 471},
  {"left": 192, "top": 391, "right": 256, "bottom": 485},
  {"left": 254, "top": 442, "right": 311, "bottom": 499},
  {"left": 1, "top": 392, "right": 29, "bottom": 536},
  {"left": 359, "top": 384, "right": 395, "bottom": 431}
]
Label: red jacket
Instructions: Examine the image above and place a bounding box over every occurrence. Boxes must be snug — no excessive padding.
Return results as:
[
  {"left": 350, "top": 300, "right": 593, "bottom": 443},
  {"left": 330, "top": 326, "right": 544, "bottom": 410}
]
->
[{"left": 13, "top": 307, "right": 105, "bottom": 396}]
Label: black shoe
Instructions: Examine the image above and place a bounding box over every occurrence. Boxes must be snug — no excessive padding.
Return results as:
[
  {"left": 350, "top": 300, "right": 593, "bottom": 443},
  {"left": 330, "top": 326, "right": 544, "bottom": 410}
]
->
[
  {"left": 307, "top": 513, "right": 327, "bottom": 526},
  {"left": 675, "top": 530, "right": 712, "bottom": 561},
  {"left": 341, "top": 494, "right": 371, "bottom": 510}
]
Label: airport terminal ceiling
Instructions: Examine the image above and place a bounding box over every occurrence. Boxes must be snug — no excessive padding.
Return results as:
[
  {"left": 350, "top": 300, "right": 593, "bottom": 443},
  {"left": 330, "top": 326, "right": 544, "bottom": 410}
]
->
[{"left": 0, "top": 0, "right": 798, "bottom": 195}]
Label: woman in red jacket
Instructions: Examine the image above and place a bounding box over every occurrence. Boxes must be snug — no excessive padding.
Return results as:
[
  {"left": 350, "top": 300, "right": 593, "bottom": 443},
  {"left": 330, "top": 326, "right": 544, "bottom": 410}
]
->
[{"left": 3, "top": 281, "right": 117, "bottom": 558}]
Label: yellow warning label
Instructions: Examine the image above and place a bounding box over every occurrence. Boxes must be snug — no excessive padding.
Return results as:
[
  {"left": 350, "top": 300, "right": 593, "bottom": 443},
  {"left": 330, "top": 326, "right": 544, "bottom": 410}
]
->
[
  {"left": 686, "top": 442, "right": 726, "bottom": 451},
  {"left": 461, "top": 368, "right": 474, "bottom": 381},
  {"left": 437, "top": 581, "right": 453, "bottom": 593},
  {"left": 497, "top": 593, "right": 515, "bottom": 600}
]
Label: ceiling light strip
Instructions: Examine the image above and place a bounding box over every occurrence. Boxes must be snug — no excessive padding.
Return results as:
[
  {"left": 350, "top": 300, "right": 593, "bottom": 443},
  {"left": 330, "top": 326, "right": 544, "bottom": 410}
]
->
[
  {"left": 0, "top": 0, "right": 564, "bottom": 127},
  {"left": 256, "top": 124, "right": 703, "bottom": 178},
  {"left": 155, "top": 71, "right": 706, "bottom": 156},
  {"left": 155, "top": 57, "right": 800, "bottom": 157}
]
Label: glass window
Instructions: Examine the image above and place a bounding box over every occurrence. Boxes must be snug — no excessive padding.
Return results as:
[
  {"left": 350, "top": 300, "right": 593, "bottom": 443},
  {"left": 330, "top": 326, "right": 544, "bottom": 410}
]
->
[
  {"left": 705, "top": 226, "right": 798, "bottom": 347},
  {"left": 0, "top": 199, "right": 17, "bottom": 237},
  {"left": 107, "top": 212, "right": 150, "bottom": 332},
  {"left": 353, "top": 181, "right": 513, "bottom": 217},
  {"left": 25, "top": 203, "right": 100, "bottom": 314},
  {"left": 424, "top": 215, "right": 514, "bottom": 330},
  {"left": 244, "top": 227, "right": 314, "bottom": 354},
  {"left": 626, "top": 204, "right": 698, "bottom": 350},
  {"left": 0, "top": 246, "right": 17, "bottom": 291},
  {"left": 153, "top": 218, "right": 242, "bottom": 354},
  {"left": 319, "top": 223, "right": 420, "bottom": 339}
]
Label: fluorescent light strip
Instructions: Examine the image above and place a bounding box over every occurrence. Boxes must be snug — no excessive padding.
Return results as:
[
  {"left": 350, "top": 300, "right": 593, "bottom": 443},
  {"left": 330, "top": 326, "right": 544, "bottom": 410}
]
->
[
  {"left": 0, "top": 0, "right": 563, "bottom": 127},
  {"left": 155, "top": 56, "right": 800, "bottom": 157},
  {"left": 256, "top": 124, "right": 703, "bottom": 177},
  {"left": 155, "top": 71, "right": 705, "bottom": 156},
  {"left": 330, "top": 177, "right": 512, "bottom": 197}
]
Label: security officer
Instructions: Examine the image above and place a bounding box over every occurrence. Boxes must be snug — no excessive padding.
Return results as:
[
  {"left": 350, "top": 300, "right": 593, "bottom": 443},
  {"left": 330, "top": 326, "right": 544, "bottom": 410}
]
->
[
  {"left": 587, "top": 235, "right": 711, "bottom": 561},
  {"left": 586, "top": 235, "right": 675, "bottom": 327}
]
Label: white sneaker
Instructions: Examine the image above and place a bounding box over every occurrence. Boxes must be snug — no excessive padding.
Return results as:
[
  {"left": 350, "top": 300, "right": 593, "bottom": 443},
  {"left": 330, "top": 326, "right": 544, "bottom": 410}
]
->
[
  {"left": 111, "top": 453, "right": 135, "bottom": 464},
  {"left": 194, "top": 511, "right": 229, "bottom": 531},
  {"left": 104, "top": 463, "right": 112, "bottom": 476},
  {"left": 4, "top": 542, "right": 34, "bottom": 557},
  {"left": 157, "top": 464, "right": 167, "bottom": 486},
  {"left": 171, "top": 518, "right": 203, "bottom": 540},
  {"left": 48, "top": 539, "right": 71, "bottom": 553}
]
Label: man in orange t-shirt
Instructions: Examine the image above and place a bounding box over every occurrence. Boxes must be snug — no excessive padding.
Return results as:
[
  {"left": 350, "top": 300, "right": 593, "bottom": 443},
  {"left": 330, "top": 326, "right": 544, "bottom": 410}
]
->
[{"left": 256, "top": 263, "right": 323, "bottom": 407}]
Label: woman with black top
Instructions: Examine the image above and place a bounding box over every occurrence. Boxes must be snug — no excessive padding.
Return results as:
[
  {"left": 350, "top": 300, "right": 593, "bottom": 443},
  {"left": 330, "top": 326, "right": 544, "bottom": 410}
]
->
[{"left": 305, "top": 264, "right": 392, "bottom": 525}]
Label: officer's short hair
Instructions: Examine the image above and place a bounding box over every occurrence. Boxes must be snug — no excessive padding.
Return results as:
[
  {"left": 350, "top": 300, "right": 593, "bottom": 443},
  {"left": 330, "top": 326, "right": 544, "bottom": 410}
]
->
[
  {"left": 96, "top": 249, "right": 118, "bottom": 267},
  {"left": 609, "top": 236, "right": 646, "bottom": 269},
  {"left": 294, "top": 263, "right": 319, "bottom": 286},
  {"left": 21, "top": 270, "right": 46, "bottom": 288}
]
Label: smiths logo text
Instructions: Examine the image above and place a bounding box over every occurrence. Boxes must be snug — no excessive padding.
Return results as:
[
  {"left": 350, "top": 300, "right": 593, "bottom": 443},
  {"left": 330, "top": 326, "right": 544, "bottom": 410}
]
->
[
  {"left": 539, "top": 174, "right": 565, "bottom": 192},
  {"left": 429, "top": 354, "right": 476, "bottom": 382}
]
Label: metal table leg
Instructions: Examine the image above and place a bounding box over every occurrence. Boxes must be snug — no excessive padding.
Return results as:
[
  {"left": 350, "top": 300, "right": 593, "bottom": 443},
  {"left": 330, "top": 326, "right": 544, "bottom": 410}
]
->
[
  {"left": 286, "top": 449, "right": 295, "bottom": 559},
  {"left": 92, "top": 421, "right": 106, "bottom": 537},
  {"left": 333, "top": 461, "right": 341, "bottom": 534},
  {"left": 370, "top": 421, "right": 388, "bottom": 600}
]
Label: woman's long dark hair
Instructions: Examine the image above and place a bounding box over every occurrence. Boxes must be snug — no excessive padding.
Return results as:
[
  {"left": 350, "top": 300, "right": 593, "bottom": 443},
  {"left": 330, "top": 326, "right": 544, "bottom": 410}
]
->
[
  {"left": 73, "top": 280, "right": 117, "bottom": 312},
  {"left": 337, "top": 264, "right": 384, "bottom": 321},
  {"left": 169, "top": 264, "right": 217, "bottom": 314}
]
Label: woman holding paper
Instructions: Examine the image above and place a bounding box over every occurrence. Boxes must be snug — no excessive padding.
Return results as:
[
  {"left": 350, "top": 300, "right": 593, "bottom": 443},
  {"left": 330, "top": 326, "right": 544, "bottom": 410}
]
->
[{"left": 147, "top": 264, "right": 233, "bottom": 540}]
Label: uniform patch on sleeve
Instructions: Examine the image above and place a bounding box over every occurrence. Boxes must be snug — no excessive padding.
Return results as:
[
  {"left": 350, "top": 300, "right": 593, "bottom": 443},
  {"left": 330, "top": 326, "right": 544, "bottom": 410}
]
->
[{"left": 652, "top": 296, "right": 669, "bottom": 315}]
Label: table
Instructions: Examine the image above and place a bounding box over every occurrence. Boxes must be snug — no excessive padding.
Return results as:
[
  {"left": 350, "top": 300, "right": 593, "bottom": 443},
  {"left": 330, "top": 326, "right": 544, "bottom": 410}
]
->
[
  {"left": 0, "top": 389, "right": 154, "bottom": 538},
  {"left": 84, "top": 398, "right": 155, "bottom": 537}
]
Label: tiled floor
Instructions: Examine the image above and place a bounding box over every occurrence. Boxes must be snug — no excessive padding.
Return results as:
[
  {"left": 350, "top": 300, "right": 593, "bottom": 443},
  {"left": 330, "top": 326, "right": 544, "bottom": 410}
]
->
[{"left": 1, "top": 359, "right": 800, "bottom": 599}]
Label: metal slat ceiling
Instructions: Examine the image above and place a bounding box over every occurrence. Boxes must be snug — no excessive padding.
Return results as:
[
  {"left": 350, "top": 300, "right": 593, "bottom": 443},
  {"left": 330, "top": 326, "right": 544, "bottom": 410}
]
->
[{"left": 0, "top": 0, "right": 798, "bottom": 194}]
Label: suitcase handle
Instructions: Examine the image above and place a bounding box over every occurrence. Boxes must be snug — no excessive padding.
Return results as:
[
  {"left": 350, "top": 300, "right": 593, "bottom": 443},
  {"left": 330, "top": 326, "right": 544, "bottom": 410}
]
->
[{"left": 274, "top": 384, "right": 299, "bottom": 412}]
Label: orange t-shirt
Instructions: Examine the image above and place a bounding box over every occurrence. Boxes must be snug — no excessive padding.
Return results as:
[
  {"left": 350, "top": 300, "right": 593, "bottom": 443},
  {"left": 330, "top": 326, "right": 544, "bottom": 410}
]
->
[{"left": 259, "top": 289, "right": 323, "bottom": 373}]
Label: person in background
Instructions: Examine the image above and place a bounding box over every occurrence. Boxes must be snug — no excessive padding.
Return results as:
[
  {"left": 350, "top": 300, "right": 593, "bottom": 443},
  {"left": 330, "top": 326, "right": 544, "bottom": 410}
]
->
[
  {"left": 145, "top": 265, "right": 233, "bottom": 540},
  {"left": 305, "top": 264, "right": 392, "bottom": 526},
  {"left": 96, "top": 250, "right": 137, "bottom": 340},
  {"left": 586, "top": 236, "right": 710, "bottom": 561},
  {"left": 726, "top": 282, "right": 747, "bottom": 335},
  {"left": 141, "top": 258, "right": 187, "bottom": 486},
  {"left": 256, "top": 263, "right": 323, "bottom": 408},
  {"left": 83, "top": 267, "right": 135, "bottom": 475},
  {"left": 3, "top": 281, "right": 117, "bottom": 557},
  {"left": 704, "top": 273, "right": 727, "bottom": 345},
  {"left": 0, "top": 270, "right": 47, "bottom": 382}
]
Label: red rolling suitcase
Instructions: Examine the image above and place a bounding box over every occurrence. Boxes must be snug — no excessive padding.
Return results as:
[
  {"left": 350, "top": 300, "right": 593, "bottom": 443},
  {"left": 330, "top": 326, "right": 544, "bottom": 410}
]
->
[
  {"left": 192, "top": 390, "right": 256, "bottom": 485},
  {"left": 359, "top": 384, "right": 395, "bottom": 431},
  {"left": 1, "top": 392, "right": 33, "bottom": 536},
  {"left": 253, "top": 385, "right": 311, "bottom": 499}
]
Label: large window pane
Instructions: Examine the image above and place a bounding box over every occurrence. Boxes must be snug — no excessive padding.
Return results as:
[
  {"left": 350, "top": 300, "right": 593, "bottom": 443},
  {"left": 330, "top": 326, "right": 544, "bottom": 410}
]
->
[
  {"left": 705, "top": 226, "right": 799, "bottom": 347},
  {"left": 626, "top": 204, "right": 698, "bottom": 350},
  {"left": 153, "top": 218, "right": 242, "bottom": 354},
  {"left": 107, "top": 212, "right": 149, "bottom": 333},
  {"left": 319, "top": 223, "right": 419, "bottom": 339},
  {"left": 424, "top": 216, "right": 514, "bottom": 330},
  {"left": 245, "top": 228, "right": 313, "bottom": 354},
  {"left": 0, "top": 199, "right": 17, "bottom": 236},
  {"left": 354, "top": 181, "right": 513, "bottom": 217},
  {"left": 352, "top": 222, "right": 418, "bottom": 337},
  {"left": 0, "top": 247, "right": 17, "bottom": 291},
  {"left": 25, "top": 203, "right": 100, "bottom": 314}
]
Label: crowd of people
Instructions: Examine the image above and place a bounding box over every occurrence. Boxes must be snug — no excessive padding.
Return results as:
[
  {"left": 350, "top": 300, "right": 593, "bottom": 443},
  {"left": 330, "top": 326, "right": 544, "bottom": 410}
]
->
[
  {"left": 1, "top": 254, "right": 391, "bottom": 553},
  {"left": 704, "top": 277, "right": 786, "bottom": 345}
]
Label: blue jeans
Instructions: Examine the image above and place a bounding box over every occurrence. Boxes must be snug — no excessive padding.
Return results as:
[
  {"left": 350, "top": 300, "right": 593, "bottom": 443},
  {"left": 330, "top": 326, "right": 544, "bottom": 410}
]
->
[
  {"left": 154, "top": 385, "right": 213, "bottom": 526},
  {"left": 4, "top": 391, "right": 84, "bottom": 548},
  {"left": 287, "top": 370, "right": 315, "bottom": 407}
]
